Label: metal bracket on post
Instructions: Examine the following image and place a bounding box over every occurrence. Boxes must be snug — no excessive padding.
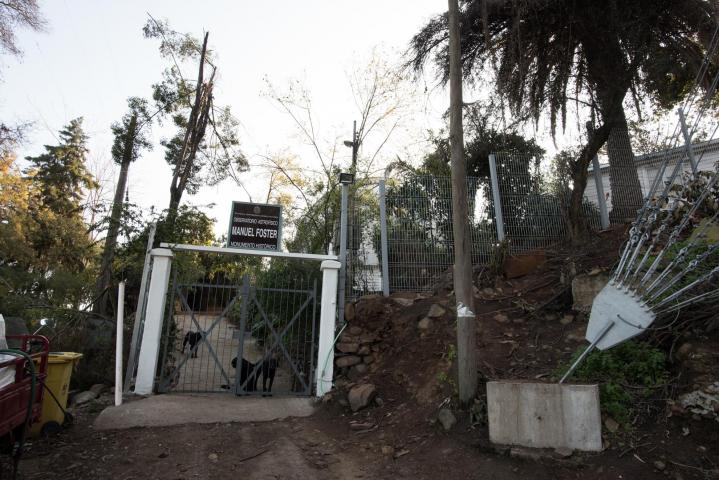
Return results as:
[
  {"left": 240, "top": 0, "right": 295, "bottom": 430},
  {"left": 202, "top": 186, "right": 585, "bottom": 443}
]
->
[
  {"left": 592, "top": 155, "right": 610, "bottom": 230},
  {"left": 378, "top": 180, "right": 390, "bottom": 296},
  {"left": 488, "top": 154, "right": 506, "bottom": 241},
  {"left": 678, "top": 109, "right": 699, "bottom": 177}
]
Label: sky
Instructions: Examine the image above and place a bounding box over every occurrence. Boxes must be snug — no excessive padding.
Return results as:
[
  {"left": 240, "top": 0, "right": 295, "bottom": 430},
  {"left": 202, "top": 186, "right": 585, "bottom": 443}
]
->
[{"left": 2, "top": 0, "right": 451, "bottom": 237}]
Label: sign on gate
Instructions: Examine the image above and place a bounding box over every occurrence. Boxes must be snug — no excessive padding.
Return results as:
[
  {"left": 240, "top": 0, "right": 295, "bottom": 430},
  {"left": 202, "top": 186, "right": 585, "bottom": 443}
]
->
[{"left": 227, "top": 201, "right": 282, "bottom": 250}]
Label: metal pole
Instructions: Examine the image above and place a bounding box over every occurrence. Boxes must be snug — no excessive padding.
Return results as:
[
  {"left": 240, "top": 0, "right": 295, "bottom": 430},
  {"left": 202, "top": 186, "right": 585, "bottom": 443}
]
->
[
  {"left": 124, "top": 222, "right": 156, "bottom": 393},
  {"left": 488, "top": 154, "right": 506, "bottom": 241},
  {"left": 559, "top": 320, "right": 614, "bottom": 384},
  {"left": 338, "top": 183, "right": 349, "bottom": 325},
  {"left": 592, "top": 155, "right": 610, "bottom": 230},
  {"left": 678, "top": 109, "right": 699, "bottom": 176},
  {"left": 378, "top": 180, "right": 390, "bottom": 296},
  {"left": 115, "top": 280, "right": 125, "bottom": 406}
]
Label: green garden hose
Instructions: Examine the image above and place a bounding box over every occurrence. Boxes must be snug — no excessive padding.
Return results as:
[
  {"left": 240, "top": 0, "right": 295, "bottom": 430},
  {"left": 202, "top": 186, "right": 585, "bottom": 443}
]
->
[{"left": 320, "top": 323, "right": 347, "bottom": 394}]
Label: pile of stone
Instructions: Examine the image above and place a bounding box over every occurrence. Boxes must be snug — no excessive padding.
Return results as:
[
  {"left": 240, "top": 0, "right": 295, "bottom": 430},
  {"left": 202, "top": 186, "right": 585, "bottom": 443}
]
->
[{"left": 334, "top": 325, "right": 381, "bottom": 381}]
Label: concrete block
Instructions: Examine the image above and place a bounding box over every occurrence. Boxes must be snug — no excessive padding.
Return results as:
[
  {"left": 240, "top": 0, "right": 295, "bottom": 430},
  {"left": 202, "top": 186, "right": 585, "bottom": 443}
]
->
[
  {"left": 487, "top": 381, "right": 602, "bottom": 452},
  {"left": 571, "top": 273, "right": 609, "bottom": 311}
]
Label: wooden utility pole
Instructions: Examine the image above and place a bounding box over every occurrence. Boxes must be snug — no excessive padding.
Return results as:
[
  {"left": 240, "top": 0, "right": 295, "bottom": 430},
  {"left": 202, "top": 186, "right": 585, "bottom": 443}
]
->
[{"left": 448, "top": 0, "right": 477, "bottom": 404}]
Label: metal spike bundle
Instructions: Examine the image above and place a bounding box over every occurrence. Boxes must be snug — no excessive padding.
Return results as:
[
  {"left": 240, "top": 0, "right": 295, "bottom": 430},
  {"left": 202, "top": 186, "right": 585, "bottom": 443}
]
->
[{"left": 561, "top": 28, "right": 719, "bottom": 382}]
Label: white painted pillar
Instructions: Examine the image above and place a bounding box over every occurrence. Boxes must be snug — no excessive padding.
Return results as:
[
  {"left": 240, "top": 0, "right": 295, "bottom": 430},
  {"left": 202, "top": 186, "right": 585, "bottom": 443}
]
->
[
  {"left": 316, "top": 260, "right": 341, "bottom": 397},
  {"left": 135, "top": 248, "right": 174, "bottom": 395}
]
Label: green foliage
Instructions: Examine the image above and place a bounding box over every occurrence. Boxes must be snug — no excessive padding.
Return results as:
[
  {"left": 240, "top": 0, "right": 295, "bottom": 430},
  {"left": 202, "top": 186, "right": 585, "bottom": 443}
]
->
[
  {"left": 446, "top": 343, "right": 457, "bottom": 362},
  {"left": 561, "top": 341, "right": 670, "bottom": 425},
  {"left": 25, "top": 118, "right": 97, "bottom": 216},
  {"left": 409, "top": 0, "right": 714, "bottom": 135}
]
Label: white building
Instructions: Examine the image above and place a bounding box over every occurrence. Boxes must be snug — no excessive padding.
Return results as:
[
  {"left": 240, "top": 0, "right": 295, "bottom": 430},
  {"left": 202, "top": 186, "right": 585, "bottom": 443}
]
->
[{"left": 584, "top": 139, "right": 719, "bottom": 210}]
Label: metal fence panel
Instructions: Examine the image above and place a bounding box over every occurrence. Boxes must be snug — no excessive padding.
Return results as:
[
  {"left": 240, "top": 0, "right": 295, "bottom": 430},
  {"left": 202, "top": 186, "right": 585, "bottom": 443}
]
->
[{"left": 157, "top": 252, "right": 321, "bottom": 396}]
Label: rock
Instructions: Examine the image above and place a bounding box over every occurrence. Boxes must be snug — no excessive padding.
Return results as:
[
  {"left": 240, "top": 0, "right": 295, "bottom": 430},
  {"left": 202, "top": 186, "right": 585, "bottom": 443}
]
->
[
  {"left": 512, "top": 317, "right": 525, "bottom": 324},
  {"left": 554, "top": 447, "right": 573, "bottom": 458},
  {"left": 340, "top": 332, "right": 359, "bottom": 344},
  {"left": 571, "top": 273, "right": 610, "bottom": 312},
  {"left": 604, "top": 417, "right": 620, "bottom": 433},
  {"left": 427, "top": 304, "right": 446, "bottom": 318},
  {"left": 348, "top": 384, "right": 377, "bottom": 412},
  {"left": 337, "top": 342, "right": 360, "bottom": 353},
  {"left": 363, "top": 355, "right": 374, "bottom": 364},
  {"left": 504, "top": 252, "right": 547, "bottom": 279},
  {"left": 653, "top": 460, "right": 666, "bottom": 471},
  {"left": 359, "top": 332, "right": 377, "bottom": 344},
  {"left": 349, "top": 326, "right": 363, "bottom": 336},
  {"left": 336, "top": 356, "right": 361, "bottom": 368},
  {"left": 392, "top": 297, "right": 414, "bottom": 307},
  {"left": 345, "top": 302, "right": 356, "bottom": 322},
  {"left": 354, "top": 363, "right": 368, "bottom": 374},
  {"left": 72, "top": 390, "right": 98, "bottom": 406},
  {"left": 357, "top": 345, "right": 371, "bottom": 355},
  {"left": 208, "top": 453, "right": 218, "bottom": 463},
  {"left": 509, "top": 447, "right": 542, "bottom": 462},
  {"left": 89, "top": 384, "right": 106, "bottom": 396},
  {"left": 418, "top": 317, "right": 433, "bottom": 330},
  {"left": 544, "top": 313, "right": 559, "bottom": 322},
  {"left": 381, "top": 445, "right": 394, "bottom": 456},
  {"left": 437, "top": 408, "right": 457, "bottom": 431},
  {"left": 560, "top": 314, "right": 574, "bottom": 325},
  {"left": 482, "top": 287, "right": 495, "bottom": 297},
  {"left": 494, "top": 313, "right": 509, "bottom": 324}
]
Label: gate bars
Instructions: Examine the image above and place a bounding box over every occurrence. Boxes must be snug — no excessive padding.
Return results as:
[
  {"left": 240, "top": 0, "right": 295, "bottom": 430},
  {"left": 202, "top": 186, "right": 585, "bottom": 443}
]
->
[
  {"left": 157, "top": 266, "right": 319, "bottom": 395},
  {"left": 132, "top": 244, "right": 339, "bottom": 397}
]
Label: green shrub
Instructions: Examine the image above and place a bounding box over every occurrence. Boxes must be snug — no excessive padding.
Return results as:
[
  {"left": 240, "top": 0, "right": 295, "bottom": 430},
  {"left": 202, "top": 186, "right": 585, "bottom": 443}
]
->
[{"left": 559, "top": 340, "right": 670, "bottom": 425}]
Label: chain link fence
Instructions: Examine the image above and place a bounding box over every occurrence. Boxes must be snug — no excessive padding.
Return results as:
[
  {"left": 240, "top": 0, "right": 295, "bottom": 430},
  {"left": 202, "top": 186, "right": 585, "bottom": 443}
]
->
[{"left": 342, "top": 152, "right": 605, "bottom": 299}]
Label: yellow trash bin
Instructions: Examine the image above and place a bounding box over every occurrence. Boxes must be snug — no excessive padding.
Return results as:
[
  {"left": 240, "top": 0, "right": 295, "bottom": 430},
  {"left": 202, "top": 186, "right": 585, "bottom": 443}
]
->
[{"left": 31, "top": 352, "right": 83, "bottom": 436}]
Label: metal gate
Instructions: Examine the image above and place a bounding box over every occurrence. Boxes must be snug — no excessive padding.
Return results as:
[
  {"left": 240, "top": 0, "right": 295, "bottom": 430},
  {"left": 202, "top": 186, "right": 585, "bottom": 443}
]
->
[{"left": 158, "top": 269, "right": 319, "bottom": 396}]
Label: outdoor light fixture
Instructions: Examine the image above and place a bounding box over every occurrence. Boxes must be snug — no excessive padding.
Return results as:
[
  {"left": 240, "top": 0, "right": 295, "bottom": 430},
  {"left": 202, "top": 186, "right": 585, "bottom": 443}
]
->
[
  {"left": 343, "top": 140, "right": 354, "bottom": 148},
  {"left": 339, "top": 172, "right": 355, "bottom": 185}
]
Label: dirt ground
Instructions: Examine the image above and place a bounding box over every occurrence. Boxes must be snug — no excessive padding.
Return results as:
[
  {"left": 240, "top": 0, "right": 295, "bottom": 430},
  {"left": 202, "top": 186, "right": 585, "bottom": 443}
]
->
[
  {"left": 7, "top": 227, "right": 719, "bottom": 479},
  {"left": 8, "top": 392, "right": 718, "bottom": 480}
]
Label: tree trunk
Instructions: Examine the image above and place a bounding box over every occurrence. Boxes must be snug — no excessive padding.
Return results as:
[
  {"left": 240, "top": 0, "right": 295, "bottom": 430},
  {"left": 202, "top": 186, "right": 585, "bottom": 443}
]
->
[
  {"left": 93, "top": 114, "right": 137, "bottom": 315},
  {"left": 583, "top": 32, "right": 644, "bottom": 225},
  {"left": 448, "top": 0, "right": 477, "bottom": 405},
  {"left": 567, "top": 124, "right": 612, "bottom": 245},
  {"left": 167, "top": 32, "right": 211, "bottom": 221},
  {"left": 605, "top": 108, "right": 644, "bottom": 223}
]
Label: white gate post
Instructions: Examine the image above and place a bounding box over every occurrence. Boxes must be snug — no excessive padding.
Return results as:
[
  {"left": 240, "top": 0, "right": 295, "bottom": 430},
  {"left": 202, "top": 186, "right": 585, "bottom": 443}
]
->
[
  {"left": 316, "top": 260, "right": 341, "bottom": 397},
  {"left": 135, "top": 248, "right": 174, "bottom": 395}
]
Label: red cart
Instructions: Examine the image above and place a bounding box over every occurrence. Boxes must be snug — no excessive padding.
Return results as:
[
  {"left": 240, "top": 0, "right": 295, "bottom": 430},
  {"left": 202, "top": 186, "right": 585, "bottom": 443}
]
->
[{"left": 0, "top": 335, "right": 49, "bottom": 440}]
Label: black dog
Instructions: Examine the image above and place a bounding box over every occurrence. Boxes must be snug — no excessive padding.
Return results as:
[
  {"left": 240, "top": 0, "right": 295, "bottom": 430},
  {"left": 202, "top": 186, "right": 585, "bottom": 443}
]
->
[
  {"left": 182, "top": 331, "right": 203, "bottom": 358},
  {"left": 230, "top": 356, "right": 277, "bottom": 394}
]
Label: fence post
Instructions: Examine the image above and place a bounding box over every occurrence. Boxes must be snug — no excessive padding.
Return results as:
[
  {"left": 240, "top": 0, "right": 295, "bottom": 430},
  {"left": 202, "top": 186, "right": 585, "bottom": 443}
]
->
[
  {"left": 488, "top": 154, "right": 506, "bottom": 241},
  {"left": 124, "top": 222, "right": 156, "bottom": 393},
  {"left": 678, "top": 108, "right": 698, "bottom": 176},
  {"left": 338, "top": 182, "right": 349, "bottom": 325},
  {"left": 378, "top": 180, "right": 390, "bottom": 296},
  {"left": 592, "top": 155, "right": 610, "bottom": 230},
  {"left": 135, "top": 248, "right": 173, "bottom": 395},
  {"left": 316, "top": 260, "right": 341, "bottom": 397}
]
